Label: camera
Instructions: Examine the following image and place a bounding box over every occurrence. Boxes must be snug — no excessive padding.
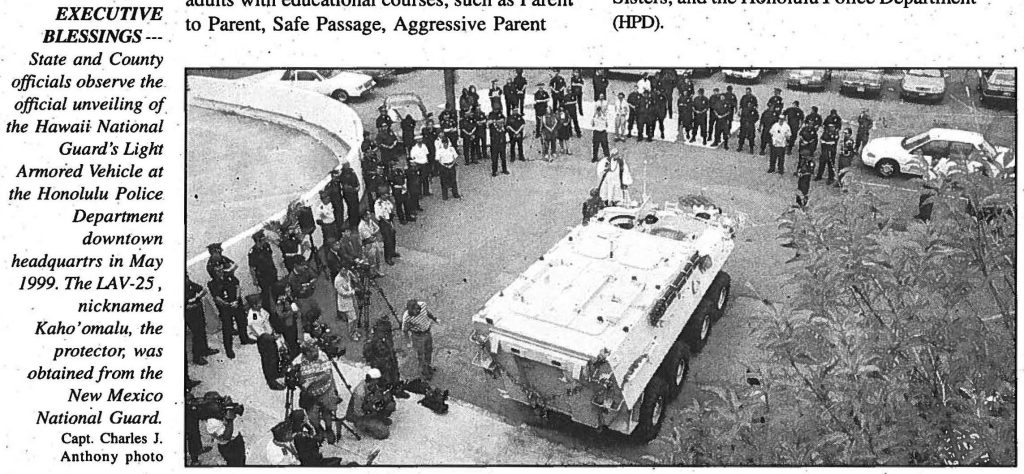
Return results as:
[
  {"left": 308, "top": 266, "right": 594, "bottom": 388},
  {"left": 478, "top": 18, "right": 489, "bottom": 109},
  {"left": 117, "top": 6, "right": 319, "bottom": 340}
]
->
[
  {"left": 362, "top": 382, "right": 396, "bottom": 417},
  {"left": 308, "top": 322, "right": 347, "bottom": 359},
  {"left": 187, "top": 392, "right": 245, "bottom": 419},
  {"left": 284, "top": 365, "right": 303, "bottom": 389}
]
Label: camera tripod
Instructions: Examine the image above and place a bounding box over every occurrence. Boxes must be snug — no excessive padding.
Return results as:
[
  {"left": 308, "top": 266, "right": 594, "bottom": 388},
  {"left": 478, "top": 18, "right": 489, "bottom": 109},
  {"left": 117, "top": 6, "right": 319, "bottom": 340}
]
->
[
  {"left": 353, "top": 271, "right": 403, "bottom": 344},
  {"left": 284, "top": 364, "right": 362, "bottom": 442}
]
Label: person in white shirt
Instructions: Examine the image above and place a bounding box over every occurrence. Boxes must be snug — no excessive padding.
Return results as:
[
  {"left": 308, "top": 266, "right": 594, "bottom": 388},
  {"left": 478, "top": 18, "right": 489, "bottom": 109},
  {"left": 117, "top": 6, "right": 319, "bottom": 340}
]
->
[
  {"left": 374, "top": 187, "right": 400, "bottom": 265},
  {"left": 408, "top": 135, "right": 430, "bottom": 199},
  {"left": 315, "top": 191, "right": 336, "bottom": 245},
  {"left": 245, "top": 294, "right": 273, "bottom": 340},
  {"left": 614, "top": 92, "right": 630, "bottom": 142},
  {"left": 358, "top": 210, "right": 384, "bottom": 277},
  {"left": 596, "top": 149, "right": 633, "bottom": 206},
  {"left": 769, "top": 116, "right": 792, "bottom": 174},
  {"left": 637, "top": 73, "right": 652, "bottom": 94},
  {"left": 266, "top": 421, "right": 300, "bottom": 466},
  {"left": 436, "top": 138, "right": 461, "bottom": 200},
  {"left": 591, "top": 105, "right": 610, "bottom": 163}
]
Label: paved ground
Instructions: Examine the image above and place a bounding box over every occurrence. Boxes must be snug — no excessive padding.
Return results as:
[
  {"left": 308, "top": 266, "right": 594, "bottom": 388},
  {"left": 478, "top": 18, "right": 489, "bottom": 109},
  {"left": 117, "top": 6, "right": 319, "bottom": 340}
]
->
[{"left": 185, "top": 68, "right": 1016, "bottom": 464}]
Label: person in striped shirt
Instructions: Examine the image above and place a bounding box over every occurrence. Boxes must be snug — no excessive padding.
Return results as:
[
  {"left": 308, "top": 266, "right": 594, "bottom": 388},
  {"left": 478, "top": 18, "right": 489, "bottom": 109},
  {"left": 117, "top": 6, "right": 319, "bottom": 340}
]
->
[{"left": 401, "top": 299, "right": 439, "bottom": 379}]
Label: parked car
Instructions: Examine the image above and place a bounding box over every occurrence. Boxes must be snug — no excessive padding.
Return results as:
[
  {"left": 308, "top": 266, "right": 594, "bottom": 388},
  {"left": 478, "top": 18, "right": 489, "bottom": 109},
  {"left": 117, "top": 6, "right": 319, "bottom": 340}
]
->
[
  {"left": 900, "top": 69, "right": 947, "bottom": 103},
  {"left": 722, "top": 69, "right": 762, "bottom": 82},
  {"left": 978, "top": 69, "right": 1016, "bottom": 106},
  {"left": 384, "top": 92, "right": 429, "bottom": 123},
  {"left": 786, "top": 69, "right": 831, "bottom": 91},
  {"left": 861, "top": 128, "right": 1013, "bottom": 178},
  {"left": 242, "top": 69, "right": 375, "bottom": 102},
  {"left": 839, "top": 69, "right": 884, "bottom": 97}
]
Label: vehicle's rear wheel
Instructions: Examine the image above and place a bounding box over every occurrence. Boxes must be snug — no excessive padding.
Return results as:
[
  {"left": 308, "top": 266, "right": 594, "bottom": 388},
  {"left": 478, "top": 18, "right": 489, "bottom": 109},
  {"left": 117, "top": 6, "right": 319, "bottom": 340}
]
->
[
  {"left": 658, "top": 339, "right": 691, "bottom": 401},
  {"left": 875, "top": 159, "right": 900, "bottom": 178},
  {"left": 331, "top": 89, "right": 349, "bottom": 102},
  {"left": 685, "top": 308, "right": 714, "bottom": 353},
  {"left": 631, "top": 376, "right": 669, "bottom": 443}
]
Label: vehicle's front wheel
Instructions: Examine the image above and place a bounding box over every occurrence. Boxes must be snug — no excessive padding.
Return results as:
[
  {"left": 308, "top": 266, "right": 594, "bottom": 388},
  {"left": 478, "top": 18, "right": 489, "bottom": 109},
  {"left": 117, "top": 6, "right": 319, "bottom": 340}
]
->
[
  {"left": 685, "top": 308, "right": 714, "bottom": 353},
  {"left": 631, "top": 376, "right": 669, "bottom": 443},
  {"left": 875, "top": 159, "right": 900, "bottom": 177},
  {"left": 658, "top": 339, "right": 691, "bottom": 400},
  {"left": 710, "top": 271, "right": 731, "bottom": 322},
  {"left": 331, "top": 89, "right": 349, "bottom": 102}
]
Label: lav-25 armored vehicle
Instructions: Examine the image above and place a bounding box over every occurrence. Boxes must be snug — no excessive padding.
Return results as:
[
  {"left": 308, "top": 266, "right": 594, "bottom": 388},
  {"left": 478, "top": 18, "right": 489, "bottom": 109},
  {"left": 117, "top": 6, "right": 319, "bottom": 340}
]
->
[{"left": 470, "top": 196, "right": 736, "bottom": 442}]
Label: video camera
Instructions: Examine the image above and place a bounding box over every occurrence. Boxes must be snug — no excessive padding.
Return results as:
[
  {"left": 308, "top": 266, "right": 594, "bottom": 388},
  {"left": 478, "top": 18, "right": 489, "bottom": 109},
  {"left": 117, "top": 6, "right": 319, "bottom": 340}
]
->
[
  {"left": 186, "top": 392, "right": 245, "bottom": 420},
  {"left": 362, "top": 381, "right": 396, "bottom": 418},
  {"left": 308, "top": 322, "right": 347, "bottom": 359}
]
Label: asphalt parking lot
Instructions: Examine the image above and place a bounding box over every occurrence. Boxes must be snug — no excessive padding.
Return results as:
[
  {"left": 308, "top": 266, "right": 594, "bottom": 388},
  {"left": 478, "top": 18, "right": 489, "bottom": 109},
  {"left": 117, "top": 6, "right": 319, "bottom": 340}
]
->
[{"left": 186, "top": 68, "right": 1016, "bottom": 463}]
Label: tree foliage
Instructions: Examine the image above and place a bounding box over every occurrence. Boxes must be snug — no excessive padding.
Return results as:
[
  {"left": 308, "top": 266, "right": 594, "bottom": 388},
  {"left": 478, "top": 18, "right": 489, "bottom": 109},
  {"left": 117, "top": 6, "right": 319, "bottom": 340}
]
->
[{"left": 653, "top": 174, "right": 1015, "bottom": 466}]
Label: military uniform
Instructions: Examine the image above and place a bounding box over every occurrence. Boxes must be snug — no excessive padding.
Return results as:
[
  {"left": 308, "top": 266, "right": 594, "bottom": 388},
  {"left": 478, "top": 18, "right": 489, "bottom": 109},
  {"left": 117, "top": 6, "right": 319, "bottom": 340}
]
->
[
  {"left": 488, "top": 111, "right": 508, "bottom": 176},
  {"left": 288, "top": 263, "right": 319, "bottom": 316},
  {"left": 208, "top": 272, "right": 249, "bottom": 358},
  {"left": 388, "top": 168, "right": 414, "bottom": 223},
  {"left": 459, "top": 115, "right": 478, "bottom": 164},
  {"left": 737, "top": 106, "right": 759, "bottom": 153},
  {"left": 506, "top": 112, "right": 526, "bottom": 162},
  {"left": 711, "top": 95, "right": 732, "bottom": 149},
  {"left": 816, "top": 125, "right": 839, "bottom": 183},
  {"left": 677, "top": 92, "right": 694, "bottom": 141},
  {"left": 691, "top": 93, "right": 710, "bottom": 144},
  {"left": 549, "top": 73, "right": 567, "bottom": 110}
]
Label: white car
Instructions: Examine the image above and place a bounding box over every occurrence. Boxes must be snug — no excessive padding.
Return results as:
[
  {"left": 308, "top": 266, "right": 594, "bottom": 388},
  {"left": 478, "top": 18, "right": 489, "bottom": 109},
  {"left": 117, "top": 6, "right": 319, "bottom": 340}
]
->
[
  {"left": 722, "top": 69, "right": 762, "bottom": 82},
  {"left": 861, "top": 128, "right": 1013, "bottom": 178},
  {"left": 242, "top": 69, "right": 375, "bottom": 102}
]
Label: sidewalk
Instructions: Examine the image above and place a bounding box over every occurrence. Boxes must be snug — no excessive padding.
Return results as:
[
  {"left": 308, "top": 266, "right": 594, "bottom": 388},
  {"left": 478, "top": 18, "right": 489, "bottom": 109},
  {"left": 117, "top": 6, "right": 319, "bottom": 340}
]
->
[{"left": 189, "top": 343, "right": 617, "bottom": 466}]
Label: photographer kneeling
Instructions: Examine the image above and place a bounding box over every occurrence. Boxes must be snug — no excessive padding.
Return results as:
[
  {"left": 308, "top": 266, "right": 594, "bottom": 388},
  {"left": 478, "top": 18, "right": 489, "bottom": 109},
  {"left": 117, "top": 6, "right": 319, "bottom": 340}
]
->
[
  {"left": 189, "top": 391, "right": 246, "bottom": 466},
  {"left": 345, "top": 368, "right": 395, "bottom": 440},
  {"left": 271, "top": 410, "right": 380, "bottom": 466},
  {"left": 292, "top": 340, "right": 343, "bottom": 444}
]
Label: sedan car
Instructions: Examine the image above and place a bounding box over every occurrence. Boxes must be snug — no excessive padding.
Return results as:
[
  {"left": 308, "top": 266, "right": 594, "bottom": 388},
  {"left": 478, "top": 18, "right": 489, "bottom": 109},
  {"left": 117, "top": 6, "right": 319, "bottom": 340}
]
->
[
  {"left": 722, "top": 69, "right": 762, "bottom": 82},
  {"left": 978, "top": 69, "right": 1016, "bottom": 106},
  {"left": 900, "top": 69, "right": 946, "bottom": 103},
  {"left": 786, "top": 69, "right": 831, "bottom": 91},
  {"left": 861, "top": 128, "right": 1013, "bottom": 178},
  {"left": 384, "top": 92, "right": 429, "bottom": 123},
  {"left": 242, "top": 69, "right": 375, "bottom": 102},
  {"left": 840, "top": 69, "right": 884, "bottom": 97}
]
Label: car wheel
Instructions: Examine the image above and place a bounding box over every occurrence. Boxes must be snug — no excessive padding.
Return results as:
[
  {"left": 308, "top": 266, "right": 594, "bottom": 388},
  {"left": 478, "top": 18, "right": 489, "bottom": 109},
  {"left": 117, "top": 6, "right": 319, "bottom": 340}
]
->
[
  {"left": 631, "top": 376, "right": 669, "bottom": 443},
  {"left": 658, "top": 339, "right": 691, "bottom": 400},
  {"left": 710, "top": 271, "right": 731, "bottom": 321},
  {"left": 875, "top": 159, "right": 900, "bottom": 178},
  {"left": 331, "top": 89, "right": 349, "bottom": 102},
  {"left": 685, "top": 308, "right": 714, "bottom": 353}
]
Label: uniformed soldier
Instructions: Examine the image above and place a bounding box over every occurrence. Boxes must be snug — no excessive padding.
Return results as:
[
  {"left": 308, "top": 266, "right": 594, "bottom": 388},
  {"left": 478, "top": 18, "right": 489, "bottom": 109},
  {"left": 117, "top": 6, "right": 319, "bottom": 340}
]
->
[
  {"left": 707, "top": 88, "right": 723, "bottom": 141},
  {"left": 740, "top": 87, "right": 758, "bottom": 112},
  {"left": 759, "top": 106, "right": 778, "bottom": 156},
  {"left": 401, "top": 299, "right": 440, "bottom": 380},
  {"left": 488, "top": 109, "right": 509, "bottom": 176},
  {"left": 765, "top": 88, "right": 784, "bottom": 115},
  {"left": 512, "top": 69, "right": 528, "bottom": 114},
  {"left": 206, "top": 242, "right": 237, "bottom": 280},
  {"left": 472, "top": 104, "right": 489, "bottom": 158},
  {"left": 208, "top": 265, "right": 250, "bottom": 359},
  {"left": 723, "top": 85, "right": 739, "bottom": 133},
  {"left": 564, "top": 83, "right": 582, "bottom": 138},
  {"left": 338, "top": 163, "right": 362, "bottom": 229},
  {"left": 459, "top": 111, "right": 477, "bottom": 165},
  {"left": 502, "top": 76, "right": 517, "bottom": 118},
  {"left": 533, "top": 83, "right": 550, "bottom": 138},
  {"left": 652, "top": 88, "right": 668, "bottom": 140},
  {"left": 691, "top": 88, "right": 710, "bottom": 145},
  {"left": 488, "top": 79, "right": 503, "bottom": 114},
  {"left": 711, "top": 91, "right": 732, "bottom": 149},
  {"left": 737, "top": 104, "right": 759, "bottom": 153},
  {"left": 186, "top": 274, "right": 218, "bottom": 365},
  {"left": 389, "top": 167, "right": 415, "bottom": 224},
  {"left": 506, "top": 109, "right": 526, "bottom": 162},
  {"left": 374, "top": 106, "right": 393, "bottom": 132},
  {"left": 549, "top": 69, "right": 567, "bottom": 110},
  {"left": 248, "top": 230, "right": 279, "bottom": 310},
  {"left": 288, "top": 260, "right": 319, "bottom": 316},
  {"left": 805, "top": 106, "right": 823, "bottom": 132},
  {"left": 677, "top": 89, "right": 694, "bottom": 142},
  {"left": 593, "top": 68, "right": 610, "bottom": 101},
  {"left": 796, "top": 148, "right": 816, "bottom": 208},
  {"left": 626, "top": 85, "right": 642, "bottom": 138},
  {"left": 570, "top": 69, "right": 585, "bottom": 111},
  {"left": 823, "top": 109, "right": 842, "bottom": 131},
  {"left": 816, "top": 124, "right": 839, "bottom": 184},
  {"left": 783, "top": 101, "right": 805, "bottom": 154},
  {"left": 678, "top": 76, "right": 695, "bottom": 99},
  {"left": 856, "top": 109, "right": 873, "bottom": 151}
]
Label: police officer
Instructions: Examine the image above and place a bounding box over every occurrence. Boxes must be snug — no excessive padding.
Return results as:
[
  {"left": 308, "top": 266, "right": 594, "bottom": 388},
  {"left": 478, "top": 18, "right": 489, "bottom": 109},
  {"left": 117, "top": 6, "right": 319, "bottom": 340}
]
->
[
  {"left": 502, "top": 76, "right": 517, "bottom": 117},
  {"left": 186, "top": 274, "right": 218, "bottom": 365},
  {"left": 376, "top": 125, "right": 400, "bottom": 170},
  {"left": 436, "top": 103, "right": 457, "bottom": 151},
  {"left": 506, "top": 109, "right": 526, "bottom": 163},
  {"left": 796, "top": 147, "right": 816, "bottom": 208},
  {"left": 273, "top": 282, "right": 301, "bottom": 358},
  {"left": 765, "top": 88, "right": 784, "bottom": 115},
  {"left": 723, "top": 85, "right": 738, "bottom": 133},
  {"left": 691, "top": 88, "right": 710, "bottom": 145},
  {"left": 248, "top": 230, "right": 278, "bottom": 310},
  {"left": 626, "top": 85, "right": 642, "bottom": 139},
  {"left": 593, "top": 68, "right": 610, "bottom": 101},
  {"left": 533, "top": 83, "right": 550, "bottom": 138},
  {"left": 389, "top": 167, "right": 415, "bottom": 224},
  {"left": 206, "top": 242, "right": 237, "bottom": 280},
  {"left": 797, "top": 120, "right": 819, "bottom": 160},
  {"left": 488, "top": 109, "right": 509, "bottom": 176},
  {"left": 339, "top": 164, "right": 362, "bottom": 229},
  {"left": 374, "top": 106, "right": 393, "bottom": 132},
  {"left": 401, "top": 298, "right": 439, "bottom": 380},
  {"left": 512, "top": 68, "right": 528, "bottom": 114},
  {"left": 361, "top": 130, "right": 382, "bottom": 174},
  {"left": 805, "top": 106, "right": 823, "bottom": 132},
  {"left": 564, "top": 82, "right": 582, "bottom": 138},
  {"left": 549, "top": 69, "right": 567, "bottom": 110},
  {"left": 659, "top": 68, "right": 678, "bottom": 119},
  {"left": 288, "top": 260, "right": 319, "bottom": 315},
  {"left": 421, "top": 117, "right": 440, "bottom": 182},
  {"left": 740, "top": 87, "right": 758, "bottom": 112},
  {"left": 652, "top": 88, "right": 668, "bottom": 140},
  {"left": 783, "top": 101, "right": 805, "bottom": 154},
  {"left": 737, "top": 104, "right": 759, "bottom": 154},
  {"left": 279, "top": 228, "right": 303, "bottom": 274},
  {"left": 837, "top": 127, "right": 856, "bottom": 188},
  {"left": 405, "top": 163, "right": 424, "bottom": 215},
  {"left": 677, "top": 89, "right": 694, "bottom": 142},
  {"left": 636, "top": 91, "right": 653, "bottom": 142},
  {"left": 472, "top": 104, "right": 488, "bottom": 159},
  {"left": 570, "top": 69, "right": 585, "bottom": 111},
  {"left": 400, "top": 113, "right": 417, "bottom": 153},
  {"left": 816, "top": 124, "right": 839, "bottom": 184},
  {"left": 856, "top": 109, "right": 873, "bottom": 152},
  {"left": 759, "top": 105, "right": 778, "bottom": 156},
  {"left": 711, "top": 90, "right": 732, "bottom": 149},
  {"left": 678, "top": 75, "right": 695, "bottom": 99},
  {"left": 707, "top": 88, "right": 723, "bottom": 141},
  {"left": 208, "top": 265, "right": 250, "bottom": 359},
  {"left": 459, "top": 110, "right": 478, "bottom": 164},
  {"left": 823, "top": 109, "right": 842, "bottom": 131},
  {"left": 488, "top": 79, "right": 503, "bottom": 114}
]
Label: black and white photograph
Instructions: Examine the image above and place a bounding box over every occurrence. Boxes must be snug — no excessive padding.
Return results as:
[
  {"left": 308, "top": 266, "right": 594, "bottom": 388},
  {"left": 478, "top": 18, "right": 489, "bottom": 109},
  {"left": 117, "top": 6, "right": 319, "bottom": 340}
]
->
[{"left": 185, "top": 67, "right": 1016, "bottom": 466}]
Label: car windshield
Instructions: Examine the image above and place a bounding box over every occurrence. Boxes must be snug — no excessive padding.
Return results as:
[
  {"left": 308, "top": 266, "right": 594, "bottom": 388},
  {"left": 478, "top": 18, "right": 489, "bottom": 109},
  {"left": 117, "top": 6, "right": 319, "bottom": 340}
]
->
[
  {"left": 991, "top": 70, "right": 1015, "bottom": 83},
  {"left": 901, "top": 132, "right": 931, "bottom": 150},
  {"left": 909, "top": 69, "right": 942, "bottom": 78},
  {"left": 317, "top": 69, "right": 341, "bottom": 79}
]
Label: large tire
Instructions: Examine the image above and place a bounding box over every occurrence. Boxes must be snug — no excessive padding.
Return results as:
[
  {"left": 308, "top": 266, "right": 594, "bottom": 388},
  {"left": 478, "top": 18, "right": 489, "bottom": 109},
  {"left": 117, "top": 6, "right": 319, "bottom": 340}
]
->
[
  {"left": 331, "top": 89, "right": 350, "bottom": 102},
  {"left": 685, "top": 308, "right": 714, "bottom": 354},
  {"left": 709, "top": 271, "right": 731, "bottom": 322},
  {"left": 658, "top": 339, "right": 691, "bottom": 401},
  {"left": 875, "top": 159, "right": 900, "bottom": 178},
  {"left": 631, "top": 376, "right": 669, "bottom": 443}
]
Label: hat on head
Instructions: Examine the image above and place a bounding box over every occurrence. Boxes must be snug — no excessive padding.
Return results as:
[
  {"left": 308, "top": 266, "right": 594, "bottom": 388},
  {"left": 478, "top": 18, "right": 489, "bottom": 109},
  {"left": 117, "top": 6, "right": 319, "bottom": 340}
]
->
[
  {"left": 366, "top": 368, "right": 382, "bottom": 379},
  {"left": 253, "top": 230, "right": 265, "bottom": 241},
  {"left": 203, "top": 391, "right": 222, "bottom": 400},
  {"left": 207, "top": 242, "right": 222, "bottom": 252},
  {"left": 244, "top": 294, "right": 261, "bottom": 306},
  {"left": 271, "top": 421, "right": 294, "bottom": 442}
]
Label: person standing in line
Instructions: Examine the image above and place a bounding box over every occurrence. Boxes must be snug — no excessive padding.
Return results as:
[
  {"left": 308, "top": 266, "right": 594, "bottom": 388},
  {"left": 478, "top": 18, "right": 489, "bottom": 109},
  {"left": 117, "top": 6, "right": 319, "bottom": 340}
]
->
[
  {"left": 436, "top": 138, "right": 461, "bottom": 199},
  {"left": 408, "top": 135, "right": 430, "bottom": 203},
  {"left": 711, "top": 92, "right": 732, "bottom": 149},
  {"left": 400, "top": 114, "right": 416, "bottom": 154},
  {"left": 591, "top": 104, "right": 611, "bottom": 163},
  {"left": 439, "top": 104, "right": 459, "bottom": 154},
  {"left": 401, "top": 298, "right": 439, "bottom": 380},
  {"left": 816, "top": 124, "right": 839, "bottom": 184},
  {"left": 512, "top": 69, "right": 528, "bottom": 114},
  {"left": 488, "top": 79, "right": 503, "bottom": 114},
  {"left": 856, "top": 109, "right": 874, "bottom": 152},
  {"left": 489, "top": 109, "right": 509, "bottom": 175},
  {"left": 358, "top": 210, "right": 385, "bottom": 278},
  {"left": 659, "top": 68, "right": 678, "bottom": 119},
  {"left": 506, "top": 109, "right": 526, "bottom": 163},
  {"left": 614, "top": 92, "right": 630, "bottom": 142},
  {"left": 737, "top": 104, "right": 759, "bottom": 154},
  {"left": 556, "top": 106, "right": 572, "bottom": 154},
  {"left": 541, "top": 107, "right": 560, "bottom": 161},
  {"left": 805, "top": 106, "right": 823, "bottom": 132},
  {"left": 592, "top": 68, "right": 609, "bottom": 101},
  {"left": 549, "top": 69, "right": 567, "bottom": 110},
  {"left": 338, "top": 164, "right": 362, "bottom": 229},
  {"left": 765, "top": 87, "right": 784, "bottom": 114},
  {"left": 740, "top": 87, "right": 758, "bottom": 112},
  {"left": 374, "top": 187, "right": 400, "bottom": 265},
  {"left": 459, "top": 110, "right": 478, "bottom": 165},
  {"left": 759, "top": 105, "right": 778, "bottom": 156},
  {"left": 652, "top": 88, "right": 668, "bottom": 140},
  {"left": 707, "top": 88, "right": 723, "bottom": 141},
  {"left": 186, "top": 274, "right": 218, "bottom": 366},
  {"left": 248, "top": 230, "right": 279, "bottom": 311},
  {"left": 570, "top": 70, "right": 585, "bottom": 130},
  {"left": 768, "top": 116, "right": 791, "bottom": 175},
  {"left": 783, "top": 101, "right": 805, "bottom": 154},
  {"left": 388, "top": 167, "right": 414, "bottom": 224},
  {"left": 723, "top": 85, "right": 738, "bottom": 134},
  {"left": 472, "top": 104, "right": 489, "bottom": 160},
  {"left": 502, "top": 76, "right": 517, "bottom": 118},
  {"left": 626, "top": 85, "right": 642, "bottom": 139},
  {"left": 691, "top": 88, "right": 710, "bottom": 145},
  {"left": 564, "top": 83, "right": 582, "bottom": 138},
  {"left": 677, "top": 89, "right": 694, "bottom": 142},
  {"left": 208, "top": 265, "right": 249, "bottom": 359}
]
